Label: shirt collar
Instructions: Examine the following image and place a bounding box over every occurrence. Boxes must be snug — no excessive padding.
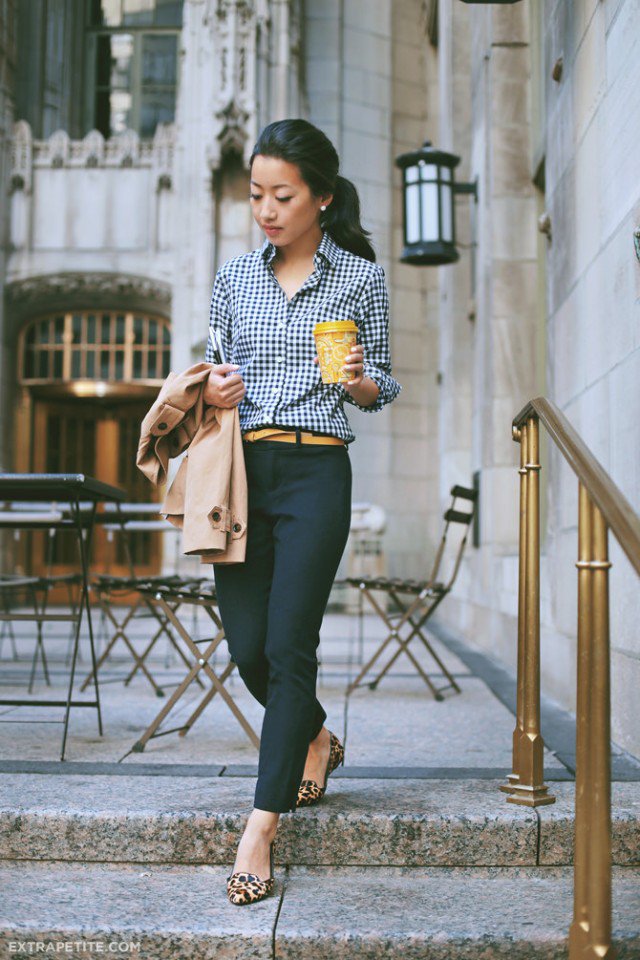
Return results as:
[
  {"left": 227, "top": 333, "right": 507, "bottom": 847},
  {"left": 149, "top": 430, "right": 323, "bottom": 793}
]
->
[{"left": 260, "top": 230, "right": 341, "bottom": 269}]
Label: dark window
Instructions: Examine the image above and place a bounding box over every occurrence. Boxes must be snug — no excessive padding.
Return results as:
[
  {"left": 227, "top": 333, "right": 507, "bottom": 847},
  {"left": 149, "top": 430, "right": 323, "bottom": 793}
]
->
[{"left": 87, "top": 0, "right": 182, "bottom": 139}]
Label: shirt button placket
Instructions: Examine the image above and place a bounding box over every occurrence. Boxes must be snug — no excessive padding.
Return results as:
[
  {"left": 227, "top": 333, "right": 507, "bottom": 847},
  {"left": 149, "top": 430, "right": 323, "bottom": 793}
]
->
[{"left": 270, "top": 301, "right": 288, "bottom": 419}]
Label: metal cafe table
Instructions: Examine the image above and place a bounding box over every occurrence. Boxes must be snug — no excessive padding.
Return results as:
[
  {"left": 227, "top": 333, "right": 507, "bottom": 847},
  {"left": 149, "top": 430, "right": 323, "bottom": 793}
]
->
[{"left": 0, "top": 473, "right": 127, "bottom": 759}]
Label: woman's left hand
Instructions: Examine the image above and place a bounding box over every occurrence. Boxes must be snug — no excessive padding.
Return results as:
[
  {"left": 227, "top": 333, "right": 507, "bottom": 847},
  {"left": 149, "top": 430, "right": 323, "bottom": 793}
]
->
[{"left": 313, "top": 343, "right": 365, "bottom": 390}]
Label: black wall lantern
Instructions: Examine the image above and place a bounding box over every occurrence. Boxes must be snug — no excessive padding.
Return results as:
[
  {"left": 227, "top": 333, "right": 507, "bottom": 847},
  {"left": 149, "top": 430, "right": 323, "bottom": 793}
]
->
[{"left": 395, "top": 140, "right": 478, "bottom": 266}]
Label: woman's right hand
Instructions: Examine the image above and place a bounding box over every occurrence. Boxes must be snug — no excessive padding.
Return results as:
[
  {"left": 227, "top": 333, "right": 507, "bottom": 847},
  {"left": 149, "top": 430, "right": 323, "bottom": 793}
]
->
[{"left": 204, "top": 363, "right": 246, "bottom": 408}]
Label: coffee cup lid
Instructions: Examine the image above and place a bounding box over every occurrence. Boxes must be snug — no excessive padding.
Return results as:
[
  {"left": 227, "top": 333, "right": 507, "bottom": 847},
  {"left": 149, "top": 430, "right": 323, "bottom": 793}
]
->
[{"left": 313, "top": 320, "right": 358, "bottom": 334}]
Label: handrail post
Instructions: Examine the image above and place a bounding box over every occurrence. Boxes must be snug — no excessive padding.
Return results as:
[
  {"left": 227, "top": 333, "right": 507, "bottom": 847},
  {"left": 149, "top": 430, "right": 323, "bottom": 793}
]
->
[
  {"left": 500, "top": 421, "right": 528, "bottom": 794},
  {"left": 501, "top": 414, "right": 554, "bottom": 806},
  {"left": 569, "top": 484, "right": 615, "bottom": 959}
]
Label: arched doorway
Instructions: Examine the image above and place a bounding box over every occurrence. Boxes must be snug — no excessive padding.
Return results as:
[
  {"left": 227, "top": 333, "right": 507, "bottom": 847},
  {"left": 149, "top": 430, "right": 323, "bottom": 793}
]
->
[{"left": 16, "top": 309, "right": 171, "bottom": 582}]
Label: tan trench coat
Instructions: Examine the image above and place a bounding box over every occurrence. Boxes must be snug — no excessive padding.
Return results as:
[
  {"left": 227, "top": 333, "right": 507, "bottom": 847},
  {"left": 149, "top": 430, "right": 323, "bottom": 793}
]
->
[{"left": 136, "top": 362, "right": 247, "bottom": 564}]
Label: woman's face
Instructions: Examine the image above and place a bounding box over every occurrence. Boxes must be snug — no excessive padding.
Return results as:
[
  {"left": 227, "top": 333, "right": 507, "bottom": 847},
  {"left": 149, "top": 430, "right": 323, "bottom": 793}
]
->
[{"left": 250, "top": 155, "right": 331, "bottom": 250}]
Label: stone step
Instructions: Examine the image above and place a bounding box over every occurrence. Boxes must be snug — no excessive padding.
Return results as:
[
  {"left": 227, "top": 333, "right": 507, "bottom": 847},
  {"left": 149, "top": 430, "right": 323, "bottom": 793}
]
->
[
  {"left": 0, "top": 861, "right": 638, "bottom": 959},
  {"left": 1, "top": 773, "right": 638, "bottom": 867}
]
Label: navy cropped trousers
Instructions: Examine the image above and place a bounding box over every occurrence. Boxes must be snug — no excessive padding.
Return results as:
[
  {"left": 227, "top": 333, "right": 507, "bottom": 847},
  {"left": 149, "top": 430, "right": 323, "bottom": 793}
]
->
[{"left": 212, "top": 438, "right": 352, "bottom": 813}]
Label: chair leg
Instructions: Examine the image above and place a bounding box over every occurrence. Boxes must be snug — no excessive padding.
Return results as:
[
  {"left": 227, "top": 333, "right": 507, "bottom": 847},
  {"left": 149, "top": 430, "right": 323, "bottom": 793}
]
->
[
  {"left": 346, "top": 587, "right": 406, "bottom": 693},
  {"left": 348, "top": 586, "right": 461, "bottom": 700},
  {"left": 130, "top": 595, "right": 259, "bottom": 753},
  {"left": 179, "top": 659, "right": 234, "bottom": 735},
  {"left": 122, "top": 598, "right": 205, "bottom": 692},
  {"left": 366, "top": 590, "right": 461, "bottom": 697}
]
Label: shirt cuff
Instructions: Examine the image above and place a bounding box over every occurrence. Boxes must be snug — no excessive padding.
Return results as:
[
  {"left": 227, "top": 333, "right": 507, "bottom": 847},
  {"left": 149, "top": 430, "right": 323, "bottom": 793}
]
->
[{"left": 342, "top": 364, "right": 402, "bottom": 413}]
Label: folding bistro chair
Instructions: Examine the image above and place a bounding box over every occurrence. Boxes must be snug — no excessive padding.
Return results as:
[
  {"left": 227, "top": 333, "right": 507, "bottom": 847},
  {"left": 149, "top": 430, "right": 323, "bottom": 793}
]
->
[
  {"left": 340, "top": 484, "right": 477, "bottom": 701},
  {"left": 81, "top": 504, "right": 206, "bottom": 697},
  {"left": 128, "top": 578, "right": 260, "bottom": 753},
  {"left": 0, "top": 499, "right": 83, "bottom": 686}
]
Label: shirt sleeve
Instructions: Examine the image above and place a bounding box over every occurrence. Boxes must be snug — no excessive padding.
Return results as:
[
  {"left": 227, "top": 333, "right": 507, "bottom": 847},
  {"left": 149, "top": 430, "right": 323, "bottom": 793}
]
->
[
  {"left": 204, "top": 268, "right": 233, "bottom": 363},
  {"left": 342, "top": 264, "right": 402, "bottom": 413}
]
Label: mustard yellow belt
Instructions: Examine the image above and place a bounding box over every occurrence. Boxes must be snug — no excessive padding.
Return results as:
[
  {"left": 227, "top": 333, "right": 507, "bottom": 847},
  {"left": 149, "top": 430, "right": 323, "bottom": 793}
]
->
[{"left": 242, "top": 427, "right": 345, "bottom": 446}]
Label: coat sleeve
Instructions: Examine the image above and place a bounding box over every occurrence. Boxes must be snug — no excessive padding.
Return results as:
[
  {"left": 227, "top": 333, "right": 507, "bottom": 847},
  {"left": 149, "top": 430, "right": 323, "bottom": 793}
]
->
[
  {"left": 204, "top": 268, "right": 233, "bottom": 363},
  {"left": 342, "top": 264, "right": 402, "bottom": 413}
]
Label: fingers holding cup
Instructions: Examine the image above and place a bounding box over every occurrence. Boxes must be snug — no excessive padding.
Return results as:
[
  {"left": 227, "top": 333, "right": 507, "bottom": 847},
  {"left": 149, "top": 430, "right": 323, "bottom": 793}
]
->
[{"left": 344, "top": 343, "right": 365, "bottom": 385}]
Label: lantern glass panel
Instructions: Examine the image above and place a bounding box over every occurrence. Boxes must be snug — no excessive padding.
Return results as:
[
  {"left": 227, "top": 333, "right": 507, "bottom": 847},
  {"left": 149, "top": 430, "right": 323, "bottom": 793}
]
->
[
  {"left": 420, "top": 164, "right": 439, "bottom": 242},
  {"left": 440, "top": 168, "right": 453, "bottom": 243},
  {"left": 405, "top": 164, "right": 419, "bottom": 184},
  {"left": 406, "top": 183, "right": 420, "bottom": 244}
]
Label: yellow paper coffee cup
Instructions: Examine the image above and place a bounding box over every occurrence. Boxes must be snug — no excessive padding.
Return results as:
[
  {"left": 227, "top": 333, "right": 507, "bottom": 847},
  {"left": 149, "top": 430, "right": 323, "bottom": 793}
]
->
[{"left": 313, "top": 320, "right": 358, "bottom": 384}]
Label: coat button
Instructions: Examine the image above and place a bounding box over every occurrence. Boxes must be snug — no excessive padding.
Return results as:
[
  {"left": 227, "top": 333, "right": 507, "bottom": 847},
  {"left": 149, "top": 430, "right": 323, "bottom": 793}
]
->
[
  {"left": 212, "top": 511, "right": 221, "bottom": 522},
  {"left": 233, "top": 523, "right": 241, "bottom": 533},
  {"left": 157, "top": 422, "right": 167, "bottom": 430}
]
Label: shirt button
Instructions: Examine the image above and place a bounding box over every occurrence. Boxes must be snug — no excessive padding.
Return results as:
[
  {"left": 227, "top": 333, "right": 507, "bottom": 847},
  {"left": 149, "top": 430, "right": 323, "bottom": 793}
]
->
[{"left": 276, "top": 356, "right": 284, "bottom": 363}]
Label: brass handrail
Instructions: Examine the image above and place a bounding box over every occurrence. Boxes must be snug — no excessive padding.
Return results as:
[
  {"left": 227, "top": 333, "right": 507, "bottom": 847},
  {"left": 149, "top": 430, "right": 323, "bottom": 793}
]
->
[
  {"left": 513, "top": 398, "right": 640, "bottom": 575},
  {"left": 502, "top": 396, "right": 639, "bottom": 960}
]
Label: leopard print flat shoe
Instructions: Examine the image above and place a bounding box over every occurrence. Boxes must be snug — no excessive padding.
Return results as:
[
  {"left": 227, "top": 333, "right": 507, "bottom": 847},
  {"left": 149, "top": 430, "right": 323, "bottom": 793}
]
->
[
  {"left": 296, "top": 729, "right": 344, "bottom": 807},
  {"left": 226, "top": 841, "right": 275, "bottom": 906}
]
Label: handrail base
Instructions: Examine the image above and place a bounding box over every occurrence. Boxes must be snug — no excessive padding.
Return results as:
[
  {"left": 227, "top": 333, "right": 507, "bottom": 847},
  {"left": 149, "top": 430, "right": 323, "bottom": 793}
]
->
[
  {"left": 503, "top": 781, "right": 556, "bottom": 807},
  {"left": 569, "top": 920, "right": 617, "bottom": 960}
]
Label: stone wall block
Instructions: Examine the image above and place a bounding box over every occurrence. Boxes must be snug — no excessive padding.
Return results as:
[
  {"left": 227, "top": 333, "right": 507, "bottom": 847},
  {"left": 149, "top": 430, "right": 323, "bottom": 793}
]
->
[
  {"left": 493, "top": 260, "right": 537, "bottom": 322},
  {"left": 305, "top": 17, "right": 338, "bottom": 51},
  {"left": 573, "top": 109, "right": 603, "bottom": 277},
  {"left": 491, "top": 198, "right": 538, "bottom": 261},
  {"left": 549, "top": 526, "right": 580, "bottom": 639},
  {"left": 609, "top": 351, "right": 640, "bottom": 505},
  {"left": 391, "top": 435, "right": 430, "bottom": 478},
  {"left": 490, "top": 315, "right": 537, "bottom": 408},
  {"left": 546, "top": 164, "right": 577, "bottom": 317},
  {"left": 606, "top": 0, "right": 640, "bottom": 88},
  {"left": 572, "top": 1, "right": 606, "bottom": 144},
  {"left": 545, "top": 82, "right": 575, "bottom": 197},
  {"left": 482, "top": 465, "right": 519, "bottom": 549},
  {"left": 305, "top": 0, "right": 340, "bottom": 20},
  {"left": 491, "top": 122, "right": 533, "bottom": 196},
  {"left": 609, "top": 539, "right": 640, "bottom": 657},
  {"left": 388, "top": 404, "right": 429, "bottom": 438},
  {"left": 393, "top": 114, "right": 430, "bottom": 151},
  {"left": 343, "top": 100, "right": 388, "bottom": 139},
  {"left": 491, "top": 396, "right": 524, "bottom": 468},
  {"left": 343, "top": 28, "right": 391, "bottom": 77},
  {"left": 491, "top": 3, "right": 529, "bottom": 46},
  {"left": 344, "top": 0, "right": 390, "bottom": 37},
  {"left": 394, "top": 10, "right": 429, "bottom": 48},
  {"left": 489, "top": 48, "right": 530, "bottom": 126},
  {"left": 343, "top": 67, "right": 392, "bottom": 110},
  {"left": 600, "top": 49, "right": 640, "bottom": 241},
  {"left": 306, "top": 58, "right": 341, "bottom": 94},
  {"left": 611, "top": 647, "right": 640, "bottom": 757},
  {"left": 563, "top": 379, "right": 612, "bottom": 477}
]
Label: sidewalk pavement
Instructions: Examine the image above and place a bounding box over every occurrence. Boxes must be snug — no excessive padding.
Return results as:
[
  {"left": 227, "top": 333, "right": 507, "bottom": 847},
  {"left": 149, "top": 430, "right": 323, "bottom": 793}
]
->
[{"left": 0, "top": 609, "right": 637, "bottom": 779}]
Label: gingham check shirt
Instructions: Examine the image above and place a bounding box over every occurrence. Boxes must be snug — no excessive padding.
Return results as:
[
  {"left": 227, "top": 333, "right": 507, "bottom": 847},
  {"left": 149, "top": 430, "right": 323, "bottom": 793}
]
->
[{"left": 204, "top": 230, "right": 401, "bottom": 444}]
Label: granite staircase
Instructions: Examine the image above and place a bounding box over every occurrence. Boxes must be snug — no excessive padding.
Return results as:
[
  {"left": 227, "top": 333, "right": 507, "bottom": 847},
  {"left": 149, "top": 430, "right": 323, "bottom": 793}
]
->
[{"left": 0, "top": 765, "right": 639, "bottom": 958}]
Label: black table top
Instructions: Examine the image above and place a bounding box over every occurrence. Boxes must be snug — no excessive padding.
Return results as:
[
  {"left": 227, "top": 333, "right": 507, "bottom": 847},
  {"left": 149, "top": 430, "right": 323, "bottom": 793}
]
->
[{"left": 0, "top": 474, "right": 127, "bottom": 504}]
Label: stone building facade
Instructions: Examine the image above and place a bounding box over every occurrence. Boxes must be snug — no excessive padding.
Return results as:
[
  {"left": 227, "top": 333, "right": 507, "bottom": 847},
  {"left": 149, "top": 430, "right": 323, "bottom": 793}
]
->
[
  {"left": 1, "top": 0, "right": 638, "bottom": 754},
  {"left": 434, "top": 0, "right": 640, "bottom": 759}
]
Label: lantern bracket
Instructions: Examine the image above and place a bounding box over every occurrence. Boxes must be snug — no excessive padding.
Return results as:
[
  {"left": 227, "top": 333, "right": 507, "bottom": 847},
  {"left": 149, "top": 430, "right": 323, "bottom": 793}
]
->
[{"left": 453, "top": 178, "right": 479, "bottom": 202}]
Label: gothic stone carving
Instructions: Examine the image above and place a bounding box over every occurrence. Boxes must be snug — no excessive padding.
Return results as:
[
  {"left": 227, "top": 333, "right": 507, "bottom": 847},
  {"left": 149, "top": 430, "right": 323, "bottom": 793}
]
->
[
  {"left": 5, "top": 273, "right": 172, "bottom": 307},
  {"left": 11, "top": 120, "right": 33, "bottom": 192},
  {"left": 16, "top": 124, "right": 175, "bottom": 174},
  {"left": 207, "top": 0, "right": 262, "bottom": 168}
]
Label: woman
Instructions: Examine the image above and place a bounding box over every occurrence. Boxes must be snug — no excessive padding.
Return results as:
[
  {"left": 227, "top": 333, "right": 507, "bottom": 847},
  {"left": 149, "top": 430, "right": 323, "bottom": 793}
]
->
[{"left": 203, "top": 118, "right": 401, "bottom": 905}]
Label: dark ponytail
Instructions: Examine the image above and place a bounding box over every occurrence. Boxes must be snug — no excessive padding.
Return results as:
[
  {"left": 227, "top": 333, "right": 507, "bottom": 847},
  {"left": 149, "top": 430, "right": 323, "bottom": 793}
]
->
[{"left": 250, "top": 119, "right": 376, "bottom": 263}]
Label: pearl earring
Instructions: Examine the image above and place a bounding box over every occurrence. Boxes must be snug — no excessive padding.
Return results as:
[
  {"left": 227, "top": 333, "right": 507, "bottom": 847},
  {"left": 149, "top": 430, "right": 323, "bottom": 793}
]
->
[{"left": 320, "top": 204, "right": 327, "bottom": 211}]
